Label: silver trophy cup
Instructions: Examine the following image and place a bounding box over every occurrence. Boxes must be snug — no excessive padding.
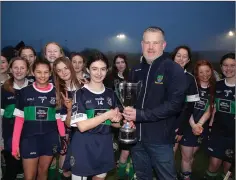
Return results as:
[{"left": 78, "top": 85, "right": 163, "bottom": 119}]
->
[{"left": 115, "top": 81, "right": 142, "bottom": 144}]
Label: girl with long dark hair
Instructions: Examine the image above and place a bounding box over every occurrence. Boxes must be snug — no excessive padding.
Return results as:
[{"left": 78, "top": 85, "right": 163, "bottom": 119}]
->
[
  {"left": 104, "top": 54, "right": 129, "bottom": 89},
  {"left": 172, "top": 46, "right": 200, "bottom": 155}
]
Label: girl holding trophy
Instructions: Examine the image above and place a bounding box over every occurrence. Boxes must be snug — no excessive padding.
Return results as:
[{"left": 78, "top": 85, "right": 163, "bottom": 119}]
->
[{"left": 69, "top": 52, "right": 122, "bottom": 180}]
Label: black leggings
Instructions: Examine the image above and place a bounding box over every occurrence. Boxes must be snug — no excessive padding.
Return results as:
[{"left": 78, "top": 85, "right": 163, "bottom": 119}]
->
[{"left": 2, "top": 150, "right": 23, "bottom": 180}]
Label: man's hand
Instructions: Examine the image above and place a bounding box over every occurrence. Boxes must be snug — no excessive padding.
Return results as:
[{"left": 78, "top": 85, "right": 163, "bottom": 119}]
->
[{"left": 122, "top": 107, "right": 136, "bottom": 121}]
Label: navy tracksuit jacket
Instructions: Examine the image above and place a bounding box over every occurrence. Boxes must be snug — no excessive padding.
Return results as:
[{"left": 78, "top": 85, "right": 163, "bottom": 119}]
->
[{"left": 129, "top": 54, "right": 187, "bottom": 144}]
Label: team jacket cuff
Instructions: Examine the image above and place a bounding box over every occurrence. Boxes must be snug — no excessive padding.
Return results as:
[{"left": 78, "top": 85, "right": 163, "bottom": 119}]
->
[{"left": 136, "top": 109, "right": 143, "bottom": 122}]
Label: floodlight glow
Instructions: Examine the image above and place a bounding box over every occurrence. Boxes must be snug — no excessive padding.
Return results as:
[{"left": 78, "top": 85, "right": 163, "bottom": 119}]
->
[
  {"left": 116, "top": 34, "right": 126, "bottom": 39},
  {"left": 228, "top": 31, "right": 234, "bottom": 37}
]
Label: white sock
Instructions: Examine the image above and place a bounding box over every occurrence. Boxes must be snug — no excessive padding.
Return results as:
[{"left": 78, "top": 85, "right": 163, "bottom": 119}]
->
[{"left": 72, "top": 174, "right": 87, "bottom": 180}]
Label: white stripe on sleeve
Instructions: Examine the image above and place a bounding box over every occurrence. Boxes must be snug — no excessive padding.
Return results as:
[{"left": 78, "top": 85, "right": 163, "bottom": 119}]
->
[
  {"left": 186, "top": 94, "right": 200, "bottom": 102},
  {"left": 70, "top": 113, "right": 88, "bottom": 127},
  {"left": 13, "top": 108, "right": 24, "bottom": 118},
  {"left": 1, "top": 109, "right": 4, "bottom": 116}
]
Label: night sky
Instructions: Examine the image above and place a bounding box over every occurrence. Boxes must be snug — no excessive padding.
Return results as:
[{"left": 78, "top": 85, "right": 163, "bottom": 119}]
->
[{"left": 1, "top": 1, "right": 235, "bottom": 53}]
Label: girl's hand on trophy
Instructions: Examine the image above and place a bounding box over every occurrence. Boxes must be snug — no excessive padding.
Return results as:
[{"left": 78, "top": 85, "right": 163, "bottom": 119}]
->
[
  {"left": 117, "top": 112, "right": 123, "bottom": 121},
  {"left": 106, "top": 108, "right": 117, "bottom": 119},
  {"left": 112, "top": 109, "right": 123, "bottom": 122},
  {"left": 109, "top": 108, "right": 122, "bottom": 122},
  {"left": 123, "top": 107, "right": 136, "bottom": 121}
]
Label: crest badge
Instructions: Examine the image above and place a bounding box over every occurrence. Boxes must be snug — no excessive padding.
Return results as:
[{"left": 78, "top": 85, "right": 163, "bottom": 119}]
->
[
  {"left": 225, "top": 149, "right": 234, "bottom": 158},
  {"left": 70, "top": 156, "right": 75, "bottom": 167},
  {"left": 50, "top": 97, "right": 56, "bottom": 105},
  {"left": 107, "top": 97, "right": 112, "bottom": 106},
  {"left": 197, "top": 136, "right": 203, "bottom": 144},
  {"left": 155, "top": 75, "right": 164, "bottom": 84},
  {"left": 52, "top": 144, "right": 58, "bottom": 154}
]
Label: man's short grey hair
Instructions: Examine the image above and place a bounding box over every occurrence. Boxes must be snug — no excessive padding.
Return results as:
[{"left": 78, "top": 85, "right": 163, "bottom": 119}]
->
[{"left": 143, "top": 26, "right": 165, "bottom": 39}]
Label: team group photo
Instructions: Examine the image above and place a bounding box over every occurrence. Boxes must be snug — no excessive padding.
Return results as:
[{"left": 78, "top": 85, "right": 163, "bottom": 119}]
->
[{"left": 1, "top": 1, "right": 235, "bottom": 180}]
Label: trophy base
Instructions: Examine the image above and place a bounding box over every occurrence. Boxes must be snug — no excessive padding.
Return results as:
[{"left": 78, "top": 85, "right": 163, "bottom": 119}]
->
[
  {"left": 119, "top": 137, "right": 137, "bottom": 144},
  {"left": 119, "top": 124, "right": 137, "bottom": 144}
]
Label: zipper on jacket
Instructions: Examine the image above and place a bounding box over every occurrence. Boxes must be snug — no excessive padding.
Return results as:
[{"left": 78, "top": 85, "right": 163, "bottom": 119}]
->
[{"left": 139, "top": 62, "right": 152, "bottom": 141}]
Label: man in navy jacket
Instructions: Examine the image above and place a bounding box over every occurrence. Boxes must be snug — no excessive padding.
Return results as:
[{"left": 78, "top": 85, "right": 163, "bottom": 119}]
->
[{"left": 123, "top": 26, "right": 187, "bottom": 179}]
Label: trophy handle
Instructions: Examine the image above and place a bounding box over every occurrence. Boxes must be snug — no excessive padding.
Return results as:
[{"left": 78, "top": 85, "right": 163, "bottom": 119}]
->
[
  {"left": 136, "top": 81, "right": 143, "bottom": 99},
  {"left": 114, "top": 81, "right": 125, "bottom": 108},
  {"left": 130, "top": 81, "right": 143, "bottom": 107}
]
